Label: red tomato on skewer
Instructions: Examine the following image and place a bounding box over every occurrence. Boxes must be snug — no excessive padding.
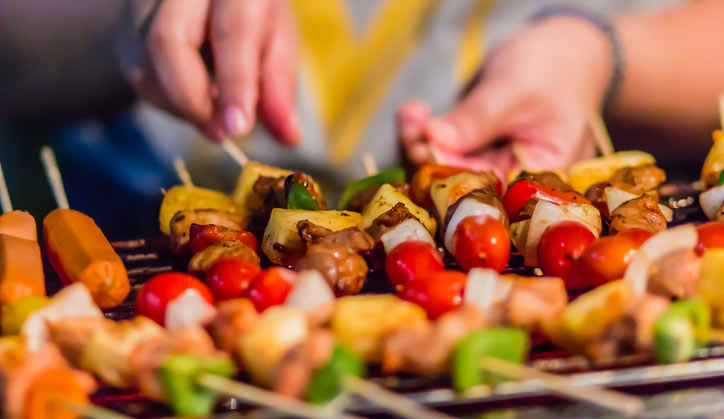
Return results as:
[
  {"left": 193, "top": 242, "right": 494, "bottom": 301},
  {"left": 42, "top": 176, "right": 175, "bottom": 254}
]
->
[
  {"left": 538, "top": 221, "right": 595, "bottom": 289},
  {"left": 136, "top": 272, "right": 215, "bottom": 326},
  {"left": 452, "top": 215, "right": 510, "bottom": 272},
  {"left": 246, "top": 267, "right": 297, "bottom": 312},
  {"left": 206, "top": 258, "right": 261, "bottom": 301},
  {"left": 696, "top": 222, "right": 724, "bottom": 254},
  {"left": 579, "top": 235, "right": 639, "bottom": 287},
  {"left": 386, "top": 241, "right": 444, "bottom": 288},
  {"left": 398, "top": 270, "right": 467, "bottom": 319}
]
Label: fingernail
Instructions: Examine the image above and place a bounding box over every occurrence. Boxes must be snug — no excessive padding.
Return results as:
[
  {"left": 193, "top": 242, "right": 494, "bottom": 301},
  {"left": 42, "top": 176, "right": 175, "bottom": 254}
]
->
[
  {"left": 223, "top": 106, "right": 248, "bottom": 137},
  {"left": 287, "top": 112, "right": 302, "bottom": 145},
  {"left": 426, "top": 118, "right": 458, "bottom": 145}
]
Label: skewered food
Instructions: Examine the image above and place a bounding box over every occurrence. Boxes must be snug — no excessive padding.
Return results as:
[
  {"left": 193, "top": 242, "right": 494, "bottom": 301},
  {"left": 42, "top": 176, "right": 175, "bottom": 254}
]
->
[
  {"left": 159, "top": 185, "right": 247, "bottom": 235},
  {"left": 262, "top": 209, "right": 362, "bottom": 265},
  {"left": 169, "top": 209, "right": 250, "bottom": 254},
  {"left": 135, "top": 272, "right": 216, "bottom": 327},
  {"left": 189, "top": 239, "right": 260, "bottom": 274},
  {"left": 44, "top": 209, "right": 130, "bottom": 308},
  {"left": 568, "top": 150, "right": 656, "bottom": 193}
]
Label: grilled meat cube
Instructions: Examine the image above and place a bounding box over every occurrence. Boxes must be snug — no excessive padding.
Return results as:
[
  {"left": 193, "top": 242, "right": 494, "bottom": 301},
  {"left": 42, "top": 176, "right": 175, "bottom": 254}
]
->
[
  {"left": 169, "top": 209, "right": 247, "bottom": 254},
  {"left": 609, "top": 195, "right": 667, "bottom": 235},
  {"left": 296, "top": 221, "right": 374, "bottom": 295},
  {"left": 273, "top": 329, "right": 334, "bottom": 398},
  {"left": 188, "top": 240, "right": 260, "bottom": 274}
]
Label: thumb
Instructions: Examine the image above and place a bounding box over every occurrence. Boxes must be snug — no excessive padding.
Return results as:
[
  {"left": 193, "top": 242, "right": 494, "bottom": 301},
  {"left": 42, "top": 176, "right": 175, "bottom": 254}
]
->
[{"left": 425, "top": 81, "right": 512, "bottom": 154}]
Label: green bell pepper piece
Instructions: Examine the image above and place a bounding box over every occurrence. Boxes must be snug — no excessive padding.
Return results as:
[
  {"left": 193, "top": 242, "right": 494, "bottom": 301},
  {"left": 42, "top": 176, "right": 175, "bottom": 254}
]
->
[
  {"left": 654, "top": 299, "right": 711, "bottom": 364},
  {"left": 337, "top": 168, "right": 405, "bottom": 210},
  {"left": 287, "top": 179, "right": 321, "bottom": 211},
  {"left": 307, "top": 345, "right": 365, "bottom": 404},
  {"left": 453, "top": 328, "right": 530, "bottom": 393},
  {"left": 718, "top": 171, "right": 724, "bottom": 186},
  {"left": 160, "top": 354, "right": 235, "bottom": 415}
]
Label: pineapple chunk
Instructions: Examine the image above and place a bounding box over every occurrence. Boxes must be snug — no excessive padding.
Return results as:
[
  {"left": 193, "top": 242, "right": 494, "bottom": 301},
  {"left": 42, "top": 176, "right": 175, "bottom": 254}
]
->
[
  {"left": 362, "top": 184, "right": 436, "bottom": 235},
  {"left": 232, "top": 162, "right": 293, "bottom": 210},
  {"left": 430, "top": 172, "right": 494, "bottom": 219},
  {"left": 332, "top": 295, "right": 427, "bottom": 362},
  {"left": 262, "top": 209, "right": 362, "bottom": 265},
  {"left": 159, "top": 186, "right": 246, "bottom": 235},
  {"left": 697, "top": 249, "right": 724, "bottom": 327},
  {"left": 701, "top": 130, "right": 724, "bottom": 188},
  {"left": 547, "top": 280, "right": 633, "bottom": 354},
  {"left": 239, "top": 306, "right": 308, "bottom": 387},
  {"left": 568, "top": 151, "right": 656, "bottom": 193}
]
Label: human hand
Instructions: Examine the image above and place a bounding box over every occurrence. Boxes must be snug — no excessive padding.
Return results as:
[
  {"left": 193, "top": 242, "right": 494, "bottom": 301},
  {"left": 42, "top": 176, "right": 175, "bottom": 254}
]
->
[
  {"left": 117, "top": 0, "right": 300, "bottom": 144},
  {"left": 399, "top": 17, "right": 612, "bottom": 182}
]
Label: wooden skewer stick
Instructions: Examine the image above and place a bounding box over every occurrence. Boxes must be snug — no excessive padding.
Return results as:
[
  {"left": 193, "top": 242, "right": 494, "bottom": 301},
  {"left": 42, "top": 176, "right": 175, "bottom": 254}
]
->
[
  {"left": 480, "top": 357, "right": 644, "bottom": 416},
  {"left": 221, "top": 141, "right": 250, "bottom": 167},
  {"left": 589, "top": 114, "right": 614, "bottom": 157},
  {"left": 428, "top": 144, "right": 443, "bottom": 165},
  {"left": 197, "top": 374, "right": 361, "bottom": 419},
  {"left": 361, "top": 153, "right": 378, "bottom": 176},
  {"left": 341, "top": 375, "right": 454, "bottom": 419},
  {"left": 51, "top": 395, "right": 133, "bottom": 419},
  {"left": 172, "top": 157, "right": 194, "bottom": 188},
  {"left": 40, "top": 146, "right": 70, "bottom": 209},
  {"left": 0, "top": 160, "right": 12, "bottom": 213}
]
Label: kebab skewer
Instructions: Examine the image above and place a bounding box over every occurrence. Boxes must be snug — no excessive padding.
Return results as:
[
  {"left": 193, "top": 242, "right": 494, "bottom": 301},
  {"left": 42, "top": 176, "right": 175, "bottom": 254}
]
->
[
  {"left": 0, "top": 160, "right": 45, "bottom": 304},
  {"left": 40, "top": 147, "right": 130, "bottom": 309}
]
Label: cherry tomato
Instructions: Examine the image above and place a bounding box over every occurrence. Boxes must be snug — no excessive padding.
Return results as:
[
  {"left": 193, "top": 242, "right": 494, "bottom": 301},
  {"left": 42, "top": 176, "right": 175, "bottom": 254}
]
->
[
  {"left": 616, "top": 228, "right": 653, "bottom": 247},
  {"left": 246, "top": 267, "right": 297, "bottom": 312},
  {"left": 503, "top": 180, "right": 590, "bottom": 222},
  {"left": 696, "top": 222, "right": 724, "bottom": 254},
  {"left": 452, "top": 215, "right": 510, "bottom": 272},
  {"left": 579, "top": 236, "right": 638, "bottom": 287},
  {"left": 398, "top": 270, "right": 466, "bottom": 319},
  {"left": 386, "top": 241, "right": 444, "bottom": 288},
  {"left": 537, "top": 221, "right": 595, "bottom": 288},
  {"left": 189, "top": 224, "right": 258, "bottom": 254},
  {"left": 206, "top": 258, "right": 261, "bottom": 301},
  {"left": 136, "top": 272, "right": 214, "bottom": 326}
]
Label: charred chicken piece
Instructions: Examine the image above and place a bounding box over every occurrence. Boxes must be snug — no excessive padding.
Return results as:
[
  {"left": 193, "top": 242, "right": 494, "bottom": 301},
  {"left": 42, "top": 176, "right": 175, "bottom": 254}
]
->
[
  {"left": 296, "top": 220, "right": 375, "bottom": 296},
  {"left": 648, "top": 249, "right": 701, "bottom": 299},
  {"left": 169, "top": 209, "right": 248, "bottom": 254},
  {"left": 382, "top": 305, "right": 485, "bottom": 376},
  {"left": 587, "top": 294, "right": 669, "bottom": 361},
  {"left": 208, "top": 298, "right": 259, "bottom": 357},
  {"left": 609, "top": 164, "right": 666, "bottom": 197},
  {"left": 254, "top": 172, "right": 326, "bottom": 217},
  {"left": 609, "top": 195, "right": 667, "bottom": 235},
  {"left": 188, "top": 239, "right": 260, "bottom": 274},
  {"left": 273, "top": 329, "right": 335, "bottom": 398}
]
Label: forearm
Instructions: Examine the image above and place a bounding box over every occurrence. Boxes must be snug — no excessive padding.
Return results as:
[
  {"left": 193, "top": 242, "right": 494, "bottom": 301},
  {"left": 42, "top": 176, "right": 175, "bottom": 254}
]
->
[{"left": 612, "top": 0, "right": 724, "bottom": 132}]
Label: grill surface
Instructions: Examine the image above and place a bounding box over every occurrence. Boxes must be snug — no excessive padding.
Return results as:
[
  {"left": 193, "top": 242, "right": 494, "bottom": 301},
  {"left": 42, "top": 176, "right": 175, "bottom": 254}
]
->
[{"left": 77, "top": 182, "right": 724, "bottom": 417}]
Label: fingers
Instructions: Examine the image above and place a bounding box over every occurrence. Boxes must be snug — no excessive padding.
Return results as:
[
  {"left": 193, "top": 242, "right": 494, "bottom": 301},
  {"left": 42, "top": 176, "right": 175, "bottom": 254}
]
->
[
  {"left": 258, "top": 0, "right": 301, "bottom": 145},
  {"left": 425, "top": 80, "right": 513, "bottom": 154},
  {"left": 147, "top": 0, "right": 214, "bottom": 124},
  {"left": 435, "top": 144, "right": 519, "bottom": 187},
  {"left": 211, "top": 0, "right": 267, "bottom": 138},
  {"left": 397, "top": 100, "right": 431, "bottom": 165}
]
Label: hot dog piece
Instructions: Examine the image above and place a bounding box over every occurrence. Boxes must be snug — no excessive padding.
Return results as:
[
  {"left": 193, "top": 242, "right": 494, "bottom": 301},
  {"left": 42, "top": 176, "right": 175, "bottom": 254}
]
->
[
  {"left": 0, "top": 234, "right": 45, "bottom": 304},
  {"left": 43, "top": 209, "right": 130, "bottom": 309},
  {"left": 0, "top": 210, "right": 37, "bottom": 241}
]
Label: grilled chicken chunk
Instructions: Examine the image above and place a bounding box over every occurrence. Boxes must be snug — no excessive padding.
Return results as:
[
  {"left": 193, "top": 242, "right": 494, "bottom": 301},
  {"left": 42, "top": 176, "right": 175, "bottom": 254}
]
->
[
  {"left": 169, "top": 209, "right": 248, "bottom": 254},
  {"left": 609, "top": 195, "right": 667, "bottom": 235},
  {"left": 188, "top": 240, "right": 260, "bottom": 274}
]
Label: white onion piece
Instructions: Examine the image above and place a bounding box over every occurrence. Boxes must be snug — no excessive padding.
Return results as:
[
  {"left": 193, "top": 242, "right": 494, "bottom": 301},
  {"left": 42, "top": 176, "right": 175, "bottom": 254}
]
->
[
  {"left": 523, "top": 201, "right": 601, "bottom": 266},
  {"left": 623, "top": 224, "right": 698, "bottom": 296},
  {"left": 464, "top": 268, "right": 512, "bottom": 314},
  {"left": 700, "top": 185, "right": 724, "bottom": 220},
  {"left": 380, "top": 219, "right": 436, "bottom": 254},
  {"left": 165, "top": 288, "right": 217, "bottom": 330},
  {"left": 285, "top": 270, "right": 334, "bottom": 313},
  {"left": 605, "top": 187, "right": 673, "bottom": 222},
  {"left": 443, "top": 199, "right": 503, "bottom": 253},
  {"left": 23, "top": 283, "right": 103, "bottom": 351}
]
